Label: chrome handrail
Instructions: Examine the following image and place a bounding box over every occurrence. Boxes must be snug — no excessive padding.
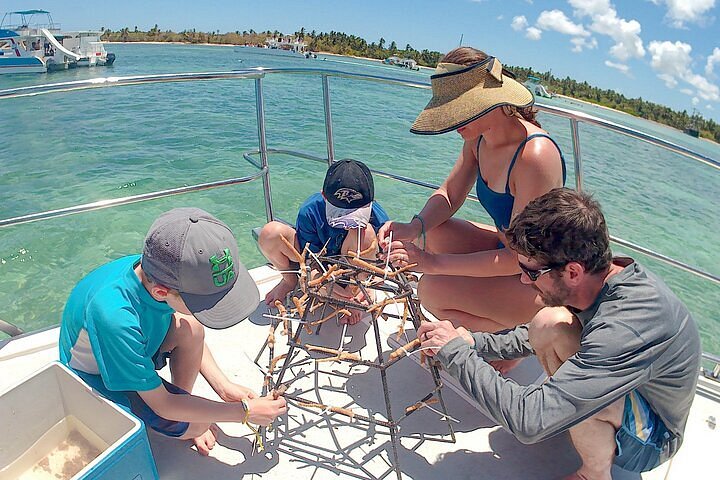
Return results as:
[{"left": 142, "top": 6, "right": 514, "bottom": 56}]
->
[
  {"left": 0, "top": 68, "right": 718, "bottom": 288},
  {"left": 0, "top": 172, "right": 265, "bottom": 228}
]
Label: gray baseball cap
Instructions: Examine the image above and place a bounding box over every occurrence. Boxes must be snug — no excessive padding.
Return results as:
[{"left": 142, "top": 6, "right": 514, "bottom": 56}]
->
[{"left": 141, "top": 207, "right": 259, "bottom": 329}]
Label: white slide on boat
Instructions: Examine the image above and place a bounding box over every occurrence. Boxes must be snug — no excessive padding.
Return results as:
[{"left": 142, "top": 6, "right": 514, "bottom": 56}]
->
[{"left": 40, "top": 28, "right": 81, "bottom": 61}]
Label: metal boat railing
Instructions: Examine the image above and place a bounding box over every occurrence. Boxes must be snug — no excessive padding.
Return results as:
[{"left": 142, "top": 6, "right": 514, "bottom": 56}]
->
[{"left": 0, "top": 68, "right": 718, "bottom": 349}]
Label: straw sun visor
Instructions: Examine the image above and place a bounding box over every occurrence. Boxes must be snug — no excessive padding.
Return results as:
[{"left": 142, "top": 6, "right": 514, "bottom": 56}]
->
[{"left": 411, "top": 57, "right": 534, "bottom": 135}]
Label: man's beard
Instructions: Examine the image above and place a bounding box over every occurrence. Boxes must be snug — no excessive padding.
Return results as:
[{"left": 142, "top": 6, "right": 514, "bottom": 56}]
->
[{"left": 536, "top": 278, "right": 571, "bottom": 307}]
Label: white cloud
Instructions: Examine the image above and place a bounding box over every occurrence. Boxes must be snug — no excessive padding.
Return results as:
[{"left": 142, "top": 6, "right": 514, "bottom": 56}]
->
[
  {"left": 688, "top": 73, "right": 720, "bottom": 101},
  {"left": 570, "top": 2, "right": 646, "bottom": 61},
  {"left": 605, "top": 60, "right": 630, "bottom": 74},
  {"left": 648, "top": 40, "right": 693, "bottom": 78},
  {"left": 706, "top": 47, "right": 720, "bottom": 76},
  {"left": 497, "top": 15, "right": 505, "bottom": 21},
  {"left": 693, "top": 97, "right": 700, "bottom": 105},
  {"left": 571, "top": 36, "right": 598, "bottom": 52},
  {"left": 648, "top": 41, "right": 720, "bottom": 102},
  {"left": 658, "top": 73, "right": 678, "bottom": 88},
  {"left": 680, "top": 88, "right": 695, "bottom": 95},
  {"left": 537, "top": 10, "right": 590, "bottom": 36},
  {"left": 512, "top": 16, "right": 529, "bottom": 31},
  {"left": 707, "top": 104, "right": 715, "bottom": 109},
  {"left": 569, "top": 0, "right": 613, "bottom": 17},
  {"left": 526, "top": 27, "right": 543, "bottom": 40},
  {"left": 658, "top": 0, "right": 716, "bottom": 28}
]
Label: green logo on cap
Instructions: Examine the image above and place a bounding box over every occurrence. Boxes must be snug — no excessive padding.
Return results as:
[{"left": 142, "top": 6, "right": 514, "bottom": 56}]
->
[{"left": 209, "top": 248, "right": 235, "bottom": 287}]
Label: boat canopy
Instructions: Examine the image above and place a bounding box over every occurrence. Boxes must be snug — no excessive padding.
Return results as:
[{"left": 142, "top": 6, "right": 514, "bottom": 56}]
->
[
  {"left": 10, "top": 10, "right": 51, "bottom": 15},
  {"left": 0, "top": 29, "right": 19, "bottom": 38}
]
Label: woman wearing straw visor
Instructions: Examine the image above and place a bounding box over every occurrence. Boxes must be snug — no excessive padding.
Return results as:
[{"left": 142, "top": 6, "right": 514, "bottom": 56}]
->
[{"left": 379, "top": 47, "right": 568, "bottom": 371}]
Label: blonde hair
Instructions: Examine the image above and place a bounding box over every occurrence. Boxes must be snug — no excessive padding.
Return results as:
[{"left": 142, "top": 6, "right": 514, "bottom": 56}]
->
[{"left": 441, "top": 47, "right": 541, "bottom": 127}]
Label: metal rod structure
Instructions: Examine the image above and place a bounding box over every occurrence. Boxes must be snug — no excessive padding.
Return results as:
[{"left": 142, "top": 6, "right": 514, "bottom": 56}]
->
[
  {"left": 371, "top": 312, "right": 402, "bottom": 480},
  {"left": 255, "top": 77, "right": 275, "bottom": 223}
]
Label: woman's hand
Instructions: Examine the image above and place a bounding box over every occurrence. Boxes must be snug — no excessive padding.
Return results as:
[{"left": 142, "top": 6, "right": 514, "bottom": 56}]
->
[
  {"left": 383, "top": 239, "right": 430, "bottom": 272},
  {"left": 378, "top": 220, "right": 421, "bottom": 250}
]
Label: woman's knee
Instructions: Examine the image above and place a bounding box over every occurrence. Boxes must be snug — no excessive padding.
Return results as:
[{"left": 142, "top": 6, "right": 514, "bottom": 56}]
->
[
  {"left": 417, "top": 275, "right": 444, "bottom": 312},
  {"left": 528, "top": 307, "right": 580, "bottom": 358}
]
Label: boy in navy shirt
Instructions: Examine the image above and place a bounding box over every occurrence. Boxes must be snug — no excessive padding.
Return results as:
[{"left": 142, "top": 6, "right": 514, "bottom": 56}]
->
[{"left": 259, "top": 159, "right": 389, "bottom": 323}]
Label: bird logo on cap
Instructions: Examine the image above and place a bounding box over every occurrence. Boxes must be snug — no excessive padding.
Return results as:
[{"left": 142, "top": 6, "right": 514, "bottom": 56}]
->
[{"left": 334, "top": 188, "right": 363, "bottom": 204}]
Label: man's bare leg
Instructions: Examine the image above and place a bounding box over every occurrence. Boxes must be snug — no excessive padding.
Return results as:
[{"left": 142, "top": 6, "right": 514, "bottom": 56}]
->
[
  {"left": 528, "top": 310, "right": 622, "bottom": 479},
  {"left": 258, "top": 221, "right": 301, "bottom": 304},
  {"left": 563, "top": 399, "right": 624, "bottom": 480}
]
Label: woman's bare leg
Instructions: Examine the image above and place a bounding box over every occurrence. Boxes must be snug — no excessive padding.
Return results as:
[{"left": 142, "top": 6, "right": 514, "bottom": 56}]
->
[
  {"left": 419, "top": 218, "right": 542, "bottom": 330},
  {"left": 419, "top": 218, "right": 541, "bottom": 374}
]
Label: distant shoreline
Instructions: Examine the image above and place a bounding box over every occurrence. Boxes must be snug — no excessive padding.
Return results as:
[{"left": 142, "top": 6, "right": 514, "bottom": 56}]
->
[
  {"left": 554, "top": 94, "right": 717, "bottom": 144},
  {"left": 104, "top": 41, "right": 714, "bottom": 144}
]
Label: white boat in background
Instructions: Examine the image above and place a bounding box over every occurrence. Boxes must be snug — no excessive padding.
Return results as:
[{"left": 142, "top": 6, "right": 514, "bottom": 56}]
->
[
  {"left": 524, "top": 75, "right": 554, "bottom": 98},
  {"left": 57, "top": 30, "right": 115, "bottom": 67},
  {"left": 0, "top": 9, "right": 114, "bottom": 74},
  {"left": 0, "top": 29, "right": 47, "bottom": 73}
]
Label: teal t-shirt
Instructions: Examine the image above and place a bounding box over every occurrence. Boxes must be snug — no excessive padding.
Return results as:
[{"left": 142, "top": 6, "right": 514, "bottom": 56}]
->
[{"left": 59, "top": 255, "right": 174, "bottom": 397}]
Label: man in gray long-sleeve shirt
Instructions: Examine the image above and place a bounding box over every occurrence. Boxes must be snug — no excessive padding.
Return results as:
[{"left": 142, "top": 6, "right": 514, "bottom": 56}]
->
[{"left": 418, "top": 188, "right": 701, "bottom": 480}]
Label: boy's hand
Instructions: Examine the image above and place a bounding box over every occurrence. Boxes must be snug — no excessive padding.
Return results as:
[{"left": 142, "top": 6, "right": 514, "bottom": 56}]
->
[
  {"left": 246, "top": 395, "right": 288, "bottom": 426},
  {"left": 340, "top": 308, "right": 363, "bottom": 325},
  {"left": 219, "top": 383, "right": 258, "bottom": 403}
]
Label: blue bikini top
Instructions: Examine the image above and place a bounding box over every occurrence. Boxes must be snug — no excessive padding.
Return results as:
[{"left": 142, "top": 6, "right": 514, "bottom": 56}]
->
[{"left": 475, "top": 133, "right": 566, "bottom": 230}]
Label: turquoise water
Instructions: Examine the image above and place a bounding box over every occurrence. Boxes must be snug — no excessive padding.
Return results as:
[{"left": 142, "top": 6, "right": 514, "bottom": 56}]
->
[{"left": 1, "top": 44, "right": 718, "bottom": 353}]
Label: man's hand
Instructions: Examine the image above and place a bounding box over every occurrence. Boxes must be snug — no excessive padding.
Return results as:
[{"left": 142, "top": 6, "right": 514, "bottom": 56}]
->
[
  {"left": 245, "top": 395, "right": 288, "bottom": 426},
  {"left": 417, "top": 321, "right": 474, "bottom": 356},
  {"left": 218, "top": 382, "right": 258, "bottom": 403}
]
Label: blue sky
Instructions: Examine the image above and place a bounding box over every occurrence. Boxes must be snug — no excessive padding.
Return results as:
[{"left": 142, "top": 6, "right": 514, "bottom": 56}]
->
[{"left": 26, "top": 0, "right": 720, "bottom": 120}]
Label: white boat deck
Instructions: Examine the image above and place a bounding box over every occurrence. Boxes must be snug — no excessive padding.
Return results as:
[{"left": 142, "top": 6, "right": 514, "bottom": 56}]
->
[{"left": 1, "top": 265, "right": 718, "bottom": 479}]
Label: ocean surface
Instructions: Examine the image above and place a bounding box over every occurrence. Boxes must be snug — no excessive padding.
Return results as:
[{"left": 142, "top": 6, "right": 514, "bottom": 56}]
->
[{"left": 1, "top": 44, "right": 718, "bottom": 353}]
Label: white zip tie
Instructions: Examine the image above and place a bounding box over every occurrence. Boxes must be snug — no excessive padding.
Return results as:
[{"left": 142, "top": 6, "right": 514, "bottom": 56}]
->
[
  {"left": 277, "top": 269, "right": 302, "bottom": 274},
  {"left": 423, "top": 403, "right": 461, "bottom": 424},
  {"left": 337, "top": 322, "right": 348, "bottom": 353},
  {"left": 356, "top": 225, "right": 361, "bottom": 257},
  {"left": 383, "top": 231, "right": 392, "bottom": 280},
  {"left": 404, "top": 346, "right": 437, "bottom": 356},
  {"left": 309, "top": 250, "right": 327, "bottom": 274},
  {"left": 262, "top": 313, "right": 309, "bottom": 324}
]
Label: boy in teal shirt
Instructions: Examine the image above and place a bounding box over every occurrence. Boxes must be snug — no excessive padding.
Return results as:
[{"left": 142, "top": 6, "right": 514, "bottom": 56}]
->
[{"left": 60, "top": 208, "right": 287, "bottom": 455}]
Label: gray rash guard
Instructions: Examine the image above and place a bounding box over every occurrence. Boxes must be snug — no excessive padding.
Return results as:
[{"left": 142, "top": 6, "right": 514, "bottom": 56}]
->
[{"left": 436, "top": 258, "right": 701, "bottom": 461}]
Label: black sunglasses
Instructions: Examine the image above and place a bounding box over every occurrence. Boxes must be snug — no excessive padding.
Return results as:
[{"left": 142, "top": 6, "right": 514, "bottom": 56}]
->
[{"left": 518, "top": 262, "right": 555, "bottom": 281}]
